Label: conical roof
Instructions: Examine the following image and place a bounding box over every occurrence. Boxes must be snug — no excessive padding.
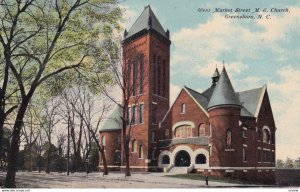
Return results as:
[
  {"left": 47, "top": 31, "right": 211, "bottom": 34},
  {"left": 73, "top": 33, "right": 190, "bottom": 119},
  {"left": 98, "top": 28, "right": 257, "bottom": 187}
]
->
[
  {"left": 207, "top": 67, "right": 241, "bottom": 110},
  {"left": 212, "top": 68, "right": 220, "bottom": 78},
  {"left": 124, "top": 5, "right": 168, "bottom": 40},
  {"left": 100, "top": 106, "right": 121, "bottom": 132}
]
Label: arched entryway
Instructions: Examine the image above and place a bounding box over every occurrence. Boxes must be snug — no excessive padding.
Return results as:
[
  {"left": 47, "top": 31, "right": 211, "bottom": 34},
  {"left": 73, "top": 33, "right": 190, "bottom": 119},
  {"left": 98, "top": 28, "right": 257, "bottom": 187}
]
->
[{"left": 175, "top": 150, "right": 191, "bottom": 167}]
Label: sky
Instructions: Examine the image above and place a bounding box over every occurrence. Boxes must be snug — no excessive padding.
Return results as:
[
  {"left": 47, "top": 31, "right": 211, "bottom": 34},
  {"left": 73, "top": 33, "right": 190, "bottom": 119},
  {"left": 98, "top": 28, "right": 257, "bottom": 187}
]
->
[{"left": 119, "top": 0, "right": 300, "bottom": 160}]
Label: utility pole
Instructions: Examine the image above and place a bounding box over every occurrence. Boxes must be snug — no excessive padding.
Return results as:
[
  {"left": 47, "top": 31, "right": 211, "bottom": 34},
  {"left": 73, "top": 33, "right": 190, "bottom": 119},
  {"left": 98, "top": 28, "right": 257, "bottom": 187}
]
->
[{"left": 67, "top": 115, "right": 70, "bottom": 176}]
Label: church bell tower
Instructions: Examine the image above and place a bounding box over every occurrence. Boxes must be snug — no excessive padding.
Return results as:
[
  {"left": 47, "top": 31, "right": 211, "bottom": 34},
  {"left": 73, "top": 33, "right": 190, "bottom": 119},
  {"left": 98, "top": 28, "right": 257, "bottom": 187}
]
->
[{"left": 122, "top": 5, "right": 171, "bottom": 171}]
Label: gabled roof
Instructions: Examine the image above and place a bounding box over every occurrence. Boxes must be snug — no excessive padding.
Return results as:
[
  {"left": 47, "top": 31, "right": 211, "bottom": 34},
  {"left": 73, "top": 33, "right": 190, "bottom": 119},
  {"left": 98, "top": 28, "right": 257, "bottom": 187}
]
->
[
  {"left": 207, "top": 67, "right": 241, "bottom": 109},
  {"left": 184, "top": 86, "right": 209, "bottom": 110},
  {"left": 202, "top": 85, "right": 216, "bottom": 100},
  {"left": 100, "top": 106, "right": 122, "bottom": 132},
  {"left": 124, "top": 5, "right": 168, "bottom": 40},
  {"left": 237, "top": 85, "right": 266, "bottom": 118}
]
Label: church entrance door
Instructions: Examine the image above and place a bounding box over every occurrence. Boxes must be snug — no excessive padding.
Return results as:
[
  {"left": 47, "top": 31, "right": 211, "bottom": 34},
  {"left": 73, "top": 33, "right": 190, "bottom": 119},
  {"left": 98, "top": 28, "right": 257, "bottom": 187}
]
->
[{"left": 175, "top": 150, "right": 191, "bottom": 167}]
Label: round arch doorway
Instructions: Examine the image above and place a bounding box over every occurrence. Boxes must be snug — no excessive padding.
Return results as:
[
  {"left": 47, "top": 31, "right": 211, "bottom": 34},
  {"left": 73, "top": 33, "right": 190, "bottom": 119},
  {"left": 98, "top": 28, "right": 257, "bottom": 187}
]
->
[{"left": 175, "top": 150, "right": 191, "bottom": 167}]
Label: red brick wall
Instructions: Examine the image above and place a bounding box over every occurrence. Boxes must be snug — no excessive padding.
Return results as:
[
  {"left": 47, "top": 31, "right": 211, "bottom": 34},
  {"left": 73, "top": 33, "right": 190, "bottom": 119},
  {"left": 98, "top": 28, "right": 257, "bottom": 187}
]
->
[
  {"left": 160, "top": 88, "right": 209, "bottom": 140},
  {"left": 122, "top": 31, "right": 170, "bottom": 169},
  {"left": 99, "top": 130, "right": 121, "bottom": 166},
  {"left": 208, "top": 106, "right": 241, "bottom": 167},
  {"left": 256, "top": 90, "right": 276, "bottom": 167}
]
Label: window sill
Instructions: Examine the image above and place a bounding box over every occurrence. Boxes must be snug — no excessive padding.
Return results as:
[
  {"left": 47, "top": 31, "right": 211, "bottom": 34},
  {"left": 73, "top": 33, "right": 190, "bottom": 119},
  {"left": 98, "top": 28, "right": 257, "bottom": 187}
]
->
[{"left": 225, "top": 149, "right": 235, "bottom": 152}]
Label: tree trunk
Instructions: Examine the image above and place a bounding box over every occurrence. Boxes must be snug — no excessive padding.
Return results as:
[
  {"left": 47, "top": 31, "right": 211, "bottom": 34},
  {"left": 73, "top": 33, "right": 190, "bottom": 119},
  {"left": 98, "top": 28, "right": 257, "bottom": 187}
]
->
[
  {"left": 124, "top": 139, "right": 131, "bottom": 176},
  {"left": 0, "top": 115, "right": 4, "bottom": 169},
  {"left": 45, "top": 144, "right": 51, "bottom": 173},
  {"left": 99, "top": 147, "right": 108, "bottom": 175},
  {"left": 28, "top": 147, "right": 32, "bottom": 172},
  {"left": 5, "top": 98, "right": 30, "bottom": 188}
]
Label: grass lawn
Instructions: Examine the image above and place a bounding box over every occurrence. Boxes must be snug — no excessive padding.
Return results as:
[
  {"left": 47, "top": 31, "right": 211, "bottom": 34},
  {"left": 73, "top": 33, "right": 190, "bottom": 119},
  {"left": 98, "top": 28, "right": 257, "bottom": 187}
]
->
[{"left": 165, "top": 173, "right": 264, "bottom": 185}]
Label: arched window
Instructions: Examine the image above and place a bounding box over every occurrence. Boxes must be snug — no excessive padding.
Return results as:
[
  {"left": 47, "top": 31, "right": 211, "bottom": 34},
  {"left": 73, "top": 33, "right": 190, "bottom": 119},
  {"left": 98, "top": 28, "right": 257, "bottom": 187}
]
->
[
  {"left": 263, "top": 129, "right": 270, "bottom": 143},
  {"left": 132, "top": 140, "right": 137, "bottom": 152},
  {"left": 175, "top": 125, "right": 192, "bottom": 138},
  {"left": 139, "top": 145, "right": 143, "bottom": 159},
  {"left": 102, "top": 136, "right": 106, "bottom": 146},
  {"left": 139, "top": 54, "right": 144, "bottom": 94},
  {"left": 195, "top": 154, "right": 207, "bottom": 164},
  {"left": 162, "top": 155, "right": 170, "bottom": 164},
  {"left": 257, "top": 129, "right": 261, "bottom": 141},
  {"left": 181, "top": 103, "right": 186, "bottom": 114},
  {"left": 152, "top": 55, "right": 157, "bottom": 93},
  {"left": 226, "top": 129, "right": 232, "bottom": 149},
  {"left": 198, "top": 124, "right": 205, "bottom": 136}
]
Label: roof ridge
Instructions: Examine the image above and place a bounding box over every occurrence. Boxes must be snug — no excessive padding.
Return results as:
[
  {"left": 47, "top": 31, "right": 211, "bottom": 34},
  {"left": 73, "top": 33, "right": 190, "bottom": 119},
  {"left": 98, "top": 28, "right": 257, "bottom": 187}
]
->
[
  {"left": 237, "top": 85, "right": 264, "bottom": 94},
  {"left": 127, "top": 6, "right": 149, "bottom": 33},
  {"left": 184, "top": 86, "right": 202, "bottom": 95}
]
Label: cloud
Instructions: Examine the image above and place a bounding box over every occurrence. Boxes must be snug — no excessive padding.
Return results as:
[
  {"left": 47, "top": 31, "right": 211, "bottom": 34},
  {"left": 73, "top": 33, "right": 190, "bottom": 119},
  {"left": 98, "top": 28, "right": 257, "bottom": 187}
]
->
[
  {"left": 171, "top": 6, "right": 300, "bottom": 160},
  {"left": 120, "top": 5, "right": 139, "bottom": 30},
  {"left": 269, "top": 67, "right": 300, "bottom": 159},
  {"left": 170, "top": 83, "right": 182, "bottom": 105},
  {"left": 239, "top": 66, "right": 300, "bottom": 159}
]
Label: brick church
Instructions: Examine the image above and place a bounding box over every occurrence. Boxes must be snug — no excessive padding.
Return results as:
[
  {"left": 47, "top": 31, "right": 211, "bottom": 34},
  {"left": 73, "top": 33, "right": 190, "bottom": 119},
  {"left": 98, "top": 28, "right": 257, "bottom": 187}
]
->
[{"left": 100, "top": 5, "right": 276, "bottom": 183}]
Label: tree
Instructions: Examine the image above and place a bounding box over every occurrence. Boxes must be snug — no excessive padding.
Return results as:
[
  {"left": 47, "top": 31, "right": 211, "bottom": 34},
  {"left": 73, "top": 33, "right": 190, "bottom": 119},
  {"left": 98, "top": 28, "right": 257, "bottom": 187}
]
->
[
  {"left": 294, "top": 157, "right": 300, "bottom": 168},
  {"left": 58, "top": 88, "right": 83, "bottom": 172},
  {"left": 284, "top": 157, "right": 294, "bottom": 168},
  {"left": 21, "top": 103, "right": 41, "bottom": 172},
  {"left": 276, "top": 159, "right": 284, "bottom": 168},
  {"left": 100, "top": 44, "right": 149, "bottom": 176},
  {"left": 38, "top": 98, "right": 60, "bottom": 173},
  {"left": 64, "top": 85, "right": 110, "bottom": 175},
  {"left": 1, "top": 0, "right": 122, "bottom": 187},
  {"left": 0, "top": 127, "right": 12, "bottom": 169},
  {"left": 56, "top": 132, "right": 67, "bottom": 173},
  {"left": 42, "top": 142, "right": 59, "bottom": 172}
]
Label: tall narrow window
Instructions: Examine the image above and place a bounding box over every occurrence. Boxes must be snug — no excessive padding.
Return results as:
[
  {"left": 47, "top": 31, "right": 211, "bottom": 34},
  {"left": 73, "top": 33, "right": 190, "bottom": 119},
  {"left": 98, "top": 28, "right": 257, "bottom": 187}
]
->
[
  {"left": 139, "top": 145, "right": 143, "bottom": 159},
  {"left": 132, "top": 140, "right": 137, "bottom": 152},
  {"left": 151, "top": 131, "right": 156, "bottom": 142},
  {"left": 258, "top": 148, "right": 261, "bottom": 162},
  {"left": 102, "top": 136, "right": 106, "bottom": 146},
  {"left": 133, "top": 105, "right": 137, "bottom": 125},
  {"left": 181, "top": 103, "right": 186, "bottom": 114},
  {"left": 263, "top": 129, "right": 270, "bottom": 143},
  {"left": 243, "top": 146, "right": 247, "bottom": 161},
  {"left": 117, "top": 135, "right": 121, "bottom": 146},
  {"left": 127, "top": 59, "right": 131, "bottom": 97},
  {"left": 152, "top": 103, "right": 157, "bottom": 124},
  {"left": 258, "top": 129, "right": 261, "bottom": 141},
  {"left": 102, "top": 135, "right": 106, "bottom": 152},
  {"left": 162, "top": 59, "right": 166, "bottom": 97},
  {"left": 165, "top": 129, "right": 169, "bottom": 138},
  {"left": 152, "top": 55, "right": 157, "bottom": 94},
  {"left": 139, "top": 55, "right": 144, "bottom": 94},
  {"left": 127, "top": 107, "right": 131, "bottom": 126},
  {"left": 263, "top": 150, "right": 267, "bottom": 162},
  {"left": 139, "top": 104, "right": 144, "bottom": 124},
  {"left": 243, "top": 127, "right": 247, "bottom": 138},
  {"left": 157, "top": 56, "right": 161, "bottom": 95},
  {"left": 199, "top": 124, "right": 205, "bottom": 136},
  {"left": 226, "top": 129, "right": 232, "bottom": 149},
  {"left": 133, "top": 59, "right": 138, "bottom": 96}
]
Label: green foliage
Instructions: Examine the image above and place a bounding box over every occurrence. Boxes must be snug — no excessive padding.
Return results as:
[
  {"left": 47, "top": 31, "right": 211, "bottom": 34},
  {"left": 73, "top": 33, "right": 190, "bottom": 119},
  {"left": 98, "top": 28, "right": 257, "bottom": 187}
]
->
[{"left": 89, "top": 142, "right": 100, "bottom": 171}]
